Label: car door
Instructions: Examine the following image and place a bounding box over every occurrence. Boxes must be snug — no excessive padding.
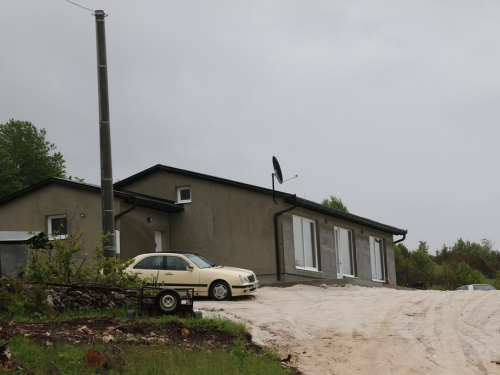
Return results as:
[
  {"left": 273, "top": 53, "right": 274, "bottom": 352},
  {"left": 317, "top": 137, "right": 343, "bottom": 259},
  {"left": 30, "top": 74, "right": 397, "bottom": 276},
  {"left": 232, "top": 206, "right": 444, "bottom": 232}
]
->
[
  {"left": 162, "top": 255, "right": 200, "bottom": 292},
  {"left": 130, "top": 255, "right": 166, "bottom": 283}
]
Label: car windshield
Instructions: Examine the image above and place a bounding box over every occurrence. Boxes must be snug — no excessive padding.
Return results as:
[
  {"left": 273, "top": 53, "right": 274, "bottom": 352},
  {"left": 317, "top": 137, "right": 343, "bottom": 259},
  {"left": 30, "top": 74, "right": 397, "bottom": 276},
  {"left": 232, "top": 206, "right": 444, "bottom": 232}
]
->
[
  {"left": 472, "top": 284, "right": 496, "bottom": 290},
  {"left": 184, "top": 254, "right": 216, "bottom": 269}
]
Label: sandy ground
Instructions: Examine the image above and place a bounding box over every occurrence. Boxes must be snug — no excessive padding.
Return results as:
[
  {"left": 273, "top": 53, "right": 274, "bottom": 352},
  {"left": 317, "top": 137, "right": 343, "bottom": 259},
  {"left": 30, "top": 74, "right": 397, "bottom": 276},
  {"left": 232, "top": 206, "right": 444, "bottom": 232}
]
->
[{"left": 196, "top": 284, "right": 500, "bottom": 375}]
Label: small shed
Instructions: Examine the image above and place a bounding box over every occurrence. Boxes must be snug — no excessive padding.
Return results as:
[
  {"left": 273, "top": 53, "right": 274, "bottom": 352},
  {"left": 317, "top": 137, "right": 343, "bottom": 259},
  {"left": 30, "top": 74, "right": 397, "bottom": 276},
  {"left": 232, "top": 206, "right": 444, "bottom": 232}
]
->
[{"left": 0, "top": 231, "right": 46, "bottom": 278}]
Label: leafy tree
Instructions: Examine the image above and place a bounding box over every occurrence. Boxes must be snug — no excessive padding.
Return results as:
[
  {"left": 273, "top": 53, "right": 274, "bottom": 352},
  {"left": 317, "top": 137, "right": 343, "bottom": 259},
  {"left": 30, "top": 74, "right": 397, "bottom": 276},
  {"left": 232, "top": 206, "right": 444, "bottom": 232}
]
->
[
  {"left": 394, "top": 244, "right": 409, "bottom": 286},
  {"left": 408, "top": 247, "right": 435, "bottom": 286},
  {"left": 321, "top": 195, "right": 348, "bottom": 212},
  {"left": 434, "top": 262, "right": 483, "bottom": 290},
  {"left": 397, "top": 243, "right": 410, "bottom": 259},
  {"left": 0, "top": 119, "right": 66, "bottom": 198},
  {"left": 417, "top": 241, "right": 429, "bottom": 254}
]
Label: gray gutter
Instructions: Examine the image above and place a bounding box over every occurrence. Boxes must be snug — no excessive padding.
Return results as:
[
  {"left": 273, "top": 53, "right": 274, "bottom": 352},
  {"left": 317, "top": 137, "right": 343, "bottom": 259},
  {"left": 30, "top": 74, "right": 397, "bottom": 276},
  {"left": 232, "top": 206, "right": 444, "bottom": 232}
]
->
[{"left": 274, "top": 195, "right": 297, "bottom": 281}]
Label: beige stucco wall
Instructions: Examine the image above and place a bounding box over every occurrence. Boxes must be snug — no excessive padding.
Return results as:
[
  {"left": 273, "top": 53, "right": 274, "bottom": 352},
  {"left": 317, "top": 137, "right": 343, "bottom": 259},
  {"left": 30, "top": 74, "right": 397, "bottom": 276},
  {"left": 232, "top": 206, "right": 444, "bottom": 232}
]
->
[
  {"left": 118, "top": 171, "right": 284, "bottom": 282},
  {"left": 0, "top": 173, "right": 399, "bottom": 285},
  {"left": 118, "top": 205, "right": 172, "bottom": 260},
  {"left": 118, "top": 170, "right": 398, "bottom": 284},
  {"left": 0, "top": 184, "right": 104, "bottom": 258},
  {"left": 0, "top": 183, "right": 178, "bottom": 264},
  {"left": 282, "top": 206, "right": 396, "bottom": 283}
]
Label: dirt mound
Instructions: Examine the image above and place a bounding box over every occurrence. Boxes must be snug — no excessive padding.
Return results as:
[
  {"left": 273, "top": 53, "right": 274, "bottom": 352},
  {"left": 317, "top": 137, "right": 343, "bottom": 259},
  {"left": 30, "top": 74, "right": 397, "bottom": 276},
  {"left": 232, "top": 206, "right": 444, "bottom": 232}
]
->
[{"left": 0, "top": 317, "right": 241, "bottom": 350}]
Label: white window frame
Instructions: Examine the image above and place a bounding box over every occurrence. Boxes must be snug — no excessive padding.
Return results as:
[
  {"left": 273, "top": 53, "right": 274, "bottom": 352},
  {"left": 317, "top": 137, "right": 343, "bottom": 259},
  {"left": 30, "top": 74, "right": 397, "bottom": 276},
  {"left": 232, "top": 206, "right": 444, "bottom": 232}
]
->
[
  {"left": 370, "top": 236, "right": 385, "bottom": 282},
  {"left": 116, "top": 230, "right": 121, "bottom": 255},
  {"left": 335, "top": 226, "right": 356, "bottom": 278},
  {"left": 177, "top": 186, "right": 191, "bottom": 203},
  {"left": 48, "top": 215, "right": 68, "bottom": 240},
  {"left": 293, "top": 215, "right": 319, "bottom": 272}
]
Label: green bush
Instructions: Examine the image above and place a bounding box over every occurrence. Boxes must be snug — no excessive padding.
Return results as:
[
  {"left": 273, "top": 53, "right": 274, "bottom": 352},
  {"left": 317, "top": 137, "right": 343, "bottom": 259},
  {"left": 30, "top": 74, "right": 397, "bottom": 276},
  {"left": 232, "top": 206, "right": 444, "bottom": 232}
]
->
[
  {"left": 0, "top": 277, "right": 50, "bottom": 318},
  {"left": 24, "top": 231, "right": 145, "bottom": 290}
]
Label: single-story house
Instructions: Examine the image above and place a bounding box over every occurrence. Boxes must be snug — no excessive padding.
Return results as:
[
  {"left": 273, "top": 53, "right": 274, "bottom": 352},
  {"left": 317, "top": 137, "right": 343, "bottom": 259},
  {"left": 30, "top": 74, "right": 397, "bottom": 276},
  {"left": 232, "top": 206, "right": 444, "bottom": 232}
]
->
[{"left": 0, "top": 164, "right": 407, "bottom": 285}]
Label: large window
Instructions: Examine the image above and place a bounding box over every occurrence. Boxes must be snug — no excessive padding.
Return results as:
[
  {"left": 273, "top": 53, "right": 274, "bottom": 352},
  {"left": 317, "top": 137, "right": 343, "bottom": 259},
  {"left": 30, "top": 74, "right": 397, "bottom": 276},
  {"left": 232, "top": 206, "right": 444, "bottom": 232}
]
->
[
  {"left": 293, "top": 215, "right": 318, "bottom": 271},
  {"left": 48, "top": 215, "right": 68, "bottom": 240},
  {"left": 334, "top": 227, "right": 355, "bottom": 277},
  {"left": 370, "top": 236, "right": 385, "bottom": 282}
]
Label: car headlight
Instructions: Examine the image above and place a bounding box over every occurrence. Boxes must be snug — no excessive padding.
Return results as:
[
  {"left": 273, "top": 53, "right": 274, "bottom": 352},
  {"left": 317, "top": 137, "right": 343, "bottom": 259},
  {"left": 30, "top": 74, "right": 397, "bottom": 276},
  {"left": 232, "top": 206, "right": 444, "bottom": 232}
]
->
[{"left": 239, "top": 275, "right": 249, "bottom": 284}]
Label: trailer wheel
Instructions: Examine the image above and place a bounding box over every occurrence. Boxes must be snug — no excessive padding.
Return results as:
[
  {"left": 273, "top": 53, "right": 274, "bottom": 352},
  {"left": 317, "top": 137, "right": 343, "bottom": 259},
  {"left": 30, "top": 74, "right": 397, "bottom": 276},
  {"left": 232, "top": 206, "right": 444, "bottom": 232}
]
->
[{"left": 155, "top": 289, "right": 181, "bottom": 314}]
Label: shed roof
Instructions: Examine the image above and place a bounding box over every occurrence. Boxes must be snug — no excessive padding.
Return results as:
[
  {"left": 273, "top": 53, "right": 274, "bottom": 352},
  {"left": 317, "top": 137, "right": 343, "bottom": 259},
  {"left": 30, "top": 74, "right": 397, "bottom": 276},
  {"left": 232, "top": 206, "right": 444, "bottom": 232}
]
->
[{"left": 0, "top": 231, "right": 43, "bottom": 242}]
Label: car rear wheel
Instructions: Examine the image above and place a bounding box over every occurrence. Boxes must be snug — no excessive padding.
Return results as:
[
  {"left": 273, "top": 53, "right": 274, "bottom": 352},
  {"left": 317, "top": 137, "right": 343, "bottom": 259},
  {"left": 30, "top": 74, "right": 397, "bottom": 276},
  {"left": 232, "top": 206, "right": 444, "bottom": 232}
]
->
[
  {"left": 210, "top": 281, "right": 231, "bottom": 301},
  {"left": 155, "top": 289, "right": 181, "bottom": 314}
]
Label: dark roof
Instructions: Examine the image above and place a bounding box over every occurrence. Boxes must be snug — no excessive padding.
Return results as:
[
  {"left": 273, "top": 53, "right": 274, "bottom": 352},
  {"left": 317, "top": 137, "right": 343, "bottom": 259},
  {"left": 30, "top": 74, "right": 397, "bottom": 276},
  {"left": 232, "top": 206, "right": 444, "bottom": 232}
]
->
[
  {"left": 114, "top": 164, "right": 407, "bottom": 236},
  {"left": 286, "top": 197, "right": 407, "bottom": 235},
  {"left": 0, "top": 178, "right": 183, "bottom": 214},
  {"left": 114, "top": 164, "right": 281, "bottom": 196}
]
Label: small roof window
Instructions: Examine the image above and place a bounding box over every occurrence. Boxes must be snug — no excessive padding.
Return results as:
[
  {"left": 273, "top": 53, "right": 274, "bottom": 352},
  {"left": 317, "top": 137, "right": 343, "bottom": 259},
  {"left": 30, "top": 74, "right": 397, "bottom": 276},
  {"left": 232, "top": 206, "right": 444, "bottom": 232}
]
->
[{"left": 177, "top": 186, "right": 191, "bottom": 203}]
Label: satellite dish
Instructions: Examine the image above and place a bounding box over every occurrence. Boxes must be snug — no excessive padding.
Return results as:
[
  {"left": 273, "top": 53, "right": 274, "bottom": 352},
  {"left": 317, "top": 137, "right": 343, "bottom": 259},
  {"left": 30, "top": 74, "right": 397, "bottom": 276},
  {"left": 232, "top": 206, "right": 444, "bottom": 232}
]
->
[{"left": 272, "top": 156, "right": 283, "bottom": 184}]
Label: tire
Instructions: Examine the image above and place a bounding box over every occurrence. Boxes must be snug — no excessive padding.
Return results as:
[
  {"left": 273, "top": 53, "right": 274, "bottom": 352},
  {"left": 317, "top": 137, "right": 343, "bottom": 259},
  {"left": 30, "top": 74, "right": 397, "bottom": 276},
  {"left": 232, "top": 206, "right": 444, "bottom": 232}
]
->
[
  {"left": 210, "top": 280, "right": 231, "bottom": 301},
  {"left": 155, "top": 289, "right": 181, "bottom": 314}
]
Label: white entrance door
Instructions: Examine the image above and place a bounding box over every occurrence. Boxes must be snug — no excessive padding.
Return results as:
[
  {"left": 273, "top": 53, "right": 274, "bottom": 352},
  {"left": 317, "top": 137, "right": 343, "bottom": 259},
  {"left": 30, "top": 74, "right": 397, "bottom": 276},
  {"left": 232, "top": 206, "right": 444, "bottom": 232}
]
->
[{"left": 155, "top": 231, "right": 162, "bottom": 252}]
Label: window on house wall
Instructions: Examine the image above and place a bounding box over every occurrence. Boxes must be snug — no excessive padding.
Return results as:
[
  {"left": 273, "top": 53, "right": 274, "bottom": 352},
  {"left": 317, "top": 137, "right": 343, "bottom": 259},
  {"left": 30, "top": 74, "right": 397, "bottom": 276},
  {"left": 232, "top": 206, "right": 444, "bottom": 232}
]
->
[
  {"left": 370, "top": 236, "right": 385, "bottom": 282},
  {"left": 293, "top": 215, "right": 319, "bottom": 271},
  {"left": 48, "top": 215, "right": 68, "bottom": 240},
  {"left": 177, "top": 186, "right": 191, "bottom": 203},
  {"left": 334, "top": 227, "right": 355, "bottom": 277}
]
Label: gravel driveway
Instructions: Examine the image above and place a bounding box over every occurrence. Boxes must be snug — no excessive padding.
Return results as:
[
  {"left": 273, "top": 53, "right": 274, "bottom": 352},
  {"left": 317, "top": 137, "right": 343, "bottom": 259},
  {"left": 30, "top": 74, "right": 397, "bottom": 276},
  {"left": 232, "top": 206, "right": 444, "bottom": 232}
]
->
[{"left": 196, "top": 284, "right": 500, "bottom": 375}]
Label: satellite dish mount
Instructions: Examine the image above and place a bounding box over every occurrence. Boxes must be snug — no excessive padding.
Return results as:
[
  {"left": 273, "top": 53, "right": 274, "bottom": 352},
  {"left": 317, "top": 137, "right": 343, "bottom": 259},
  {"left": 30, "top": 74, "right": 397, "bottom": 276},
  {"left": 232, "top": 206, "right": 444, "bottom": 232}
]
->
[{"left": 272, "top": 156, "right": 283, "bottom": 204}]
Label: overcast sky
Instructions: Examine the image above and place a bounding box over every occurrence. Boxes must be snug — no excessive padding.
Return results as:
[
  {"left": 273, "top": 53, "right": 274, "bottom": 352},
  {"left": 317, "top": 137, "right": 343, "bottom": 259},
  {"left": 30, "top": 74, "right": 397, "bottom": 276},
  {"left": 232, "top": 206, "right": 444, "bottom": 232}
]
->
[{"left": 2, "top": 1, "right": 500, "bottom": 254}]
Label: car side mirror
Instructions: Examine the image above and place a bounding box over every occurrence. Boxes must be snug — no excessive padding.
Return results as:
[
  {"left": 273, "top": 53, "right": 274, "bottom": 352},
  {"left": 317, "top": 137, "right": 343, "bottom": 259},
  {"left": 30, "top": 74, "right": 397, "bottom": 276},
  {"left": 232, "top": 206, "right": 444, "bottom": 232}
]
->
[{"left": 186, "top": 265, "right": 194, "bottom": 271}]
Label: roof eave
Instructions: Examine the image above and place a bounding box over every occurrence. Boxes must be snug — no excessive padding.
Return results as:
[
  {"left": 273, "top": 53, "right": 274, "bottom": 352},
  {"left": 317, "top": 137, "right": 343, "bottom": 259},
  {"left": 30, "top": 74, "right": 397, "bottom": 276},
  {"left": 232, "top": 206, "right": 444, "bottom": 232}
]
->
[{"left": 285, "top": 196, "right": 407, "bottom": 236}]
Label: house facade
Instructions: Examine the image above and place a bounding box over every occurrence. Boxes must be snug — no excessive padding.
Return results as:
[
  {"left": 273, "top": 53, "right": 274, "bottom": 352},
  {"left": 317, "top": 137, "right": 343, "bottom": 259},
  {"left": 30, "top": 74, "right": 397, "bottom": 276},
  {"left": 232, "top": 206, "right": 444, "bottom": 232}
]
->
[{"left": 0, "top": 165, "right": 407, "bottom": 285}]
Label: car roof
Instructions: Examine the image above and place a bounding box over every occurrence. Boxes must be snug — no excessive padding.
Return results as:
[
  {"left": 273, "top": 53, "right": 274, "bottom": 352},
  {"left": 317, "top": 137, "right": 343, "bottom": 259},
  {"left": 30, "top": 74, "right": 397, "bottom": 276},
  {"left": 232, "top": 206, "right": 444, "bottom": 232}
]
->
[
  {"left": 132, "top": 251, "right": 200, "bottom": 258},
  {"left": 466, "top": 284, "right": 492, "bottom": 286}
]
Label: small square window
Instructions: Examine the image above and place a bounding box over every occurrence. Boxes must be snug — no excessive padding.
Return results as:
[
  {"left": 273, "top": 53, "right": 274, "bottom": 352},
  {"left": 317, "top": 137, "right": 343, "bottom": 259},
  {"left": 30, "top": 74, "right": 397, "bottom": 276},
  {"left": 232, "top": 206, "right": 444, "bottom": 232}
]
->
[
  {"left": 177, "top": 186, "right": 191, "bottom": 203},
  {"left": 48, "top": 215, "right": 68, "bottom": 240}
]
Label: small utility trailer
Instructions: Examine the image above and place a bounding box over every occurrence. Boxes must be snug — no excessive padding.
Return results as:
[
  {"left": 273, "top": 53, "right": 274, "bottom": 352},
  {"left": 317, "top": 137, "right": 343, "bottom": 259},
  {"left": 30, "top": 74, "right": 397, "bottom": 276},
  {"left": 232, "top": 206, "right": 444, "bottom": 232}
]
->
[{"left": 138, "top": 286, "right": 201, "bottom": 318}]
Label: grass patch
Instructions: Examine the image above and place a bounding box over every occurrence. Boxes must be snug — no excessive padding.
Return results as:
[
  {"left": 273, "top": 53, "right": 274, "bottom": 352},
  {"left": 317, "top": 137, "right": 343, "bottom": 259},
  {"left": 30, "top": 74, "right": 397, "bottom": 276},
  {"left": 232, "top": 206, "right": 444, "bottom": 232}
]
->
[{"left": 2, "top": 336, "right": 290, "bottom": 375}]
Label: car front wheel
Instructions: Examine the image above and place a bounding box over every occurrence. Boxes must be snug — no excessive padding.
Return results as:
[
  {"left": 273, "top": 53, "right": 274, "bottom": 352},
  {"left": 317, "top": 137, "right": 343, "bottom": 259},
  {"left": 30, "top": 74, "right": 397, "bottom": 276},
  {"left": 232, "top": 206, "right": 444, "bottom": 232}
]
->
[{"left": 210, "top": 281, "right": 231, "bottom": 301}]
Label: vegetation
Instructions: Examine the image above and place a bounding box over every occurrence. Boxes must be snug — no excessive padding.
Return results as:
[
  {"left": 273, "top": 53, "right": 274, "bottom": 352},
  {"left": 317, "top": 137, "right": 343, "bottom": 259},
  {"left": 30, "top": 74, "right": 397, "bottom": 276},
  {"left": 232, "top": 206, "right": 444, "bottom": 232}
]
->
[
  {"left": 0, "top": 119, "right": 66, "bottom": 199},
  {"left": 0, "top": 232, "right": 292, "bottom": 374},
  {"left": 395, "top": 238, "right": 500, "bottom": 290},
  {"left": 321, "top": 195, "right": 349, "bottom": 212},
  {"left": 0, "top": 277, "right": 50, "bottom": 319},
  {"left": 1, "top": 335, "right": 289, "bottom": 375},
  {"left": 25, "top": 231, "right": 143, "bottom": 290}
]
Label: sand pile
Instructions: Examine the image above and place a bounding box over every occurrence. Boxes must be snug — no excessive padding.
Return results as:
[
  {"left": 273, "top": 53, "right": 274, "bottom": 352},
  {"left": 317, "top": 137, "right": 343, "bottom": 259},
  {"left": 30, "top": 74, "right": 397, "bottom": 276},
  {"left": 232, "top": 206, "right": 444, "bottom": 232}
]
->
[{"left": 197, "top": 284, "right": 500, "bottom": 374}]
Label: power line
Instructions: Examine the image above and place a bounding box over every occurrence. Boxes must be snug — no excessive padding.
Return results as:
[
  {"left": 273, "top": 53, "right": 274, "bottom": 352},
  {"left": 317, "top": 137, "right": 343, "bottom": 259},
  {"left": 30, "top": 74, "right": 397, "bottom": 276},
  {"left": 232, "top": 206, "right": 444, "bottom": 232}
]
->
[{"left": 66, "top": 0, "right": 95, "bottom": 13}]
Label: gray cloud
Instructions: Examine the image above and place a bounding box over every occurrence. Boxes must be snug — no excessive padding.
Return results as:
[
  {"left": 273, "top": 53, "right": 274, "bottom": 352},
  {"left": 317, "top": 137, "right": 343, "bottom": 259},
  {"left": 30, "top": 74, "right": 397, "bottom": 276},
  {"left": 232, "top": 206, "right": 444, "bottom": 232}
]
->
[{"left": 2, "top": 1, "right": 500, "bottom": 253}]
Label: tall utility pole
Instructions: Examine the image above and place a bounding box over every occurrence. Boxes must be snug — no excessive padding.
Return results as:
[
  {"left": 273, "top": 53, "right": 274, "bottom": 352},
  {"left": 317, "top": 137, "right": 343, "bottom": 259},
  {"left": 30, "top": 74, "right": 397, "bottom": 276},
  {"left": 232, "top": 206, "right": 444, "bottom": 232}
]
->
[{"left": 94, "top": 10, "right": 116, "bottom": 261}]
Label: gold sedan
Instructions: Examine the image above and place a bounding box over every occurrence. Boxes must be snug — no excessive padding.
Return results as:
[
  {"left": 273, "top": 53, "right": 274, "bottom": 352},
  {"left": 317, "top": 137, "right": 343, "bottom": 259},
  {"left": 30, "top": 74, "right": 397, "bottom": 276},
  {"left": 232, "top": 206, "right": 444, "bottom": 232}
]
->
[{"left": 125, "top": 252, "right": 259, "bottom": 301}]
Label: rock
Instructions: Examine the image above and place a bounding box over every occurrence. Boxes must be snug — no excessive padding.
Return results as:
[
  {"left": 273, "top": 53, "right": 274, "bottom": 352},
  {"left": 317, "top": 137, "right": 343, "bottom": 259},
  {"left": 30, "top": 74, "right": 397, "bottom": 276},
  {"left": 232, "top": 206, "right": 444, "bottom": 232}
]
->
[{"left": 102, "top": 334, "right": 114, "bottom": 343}]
